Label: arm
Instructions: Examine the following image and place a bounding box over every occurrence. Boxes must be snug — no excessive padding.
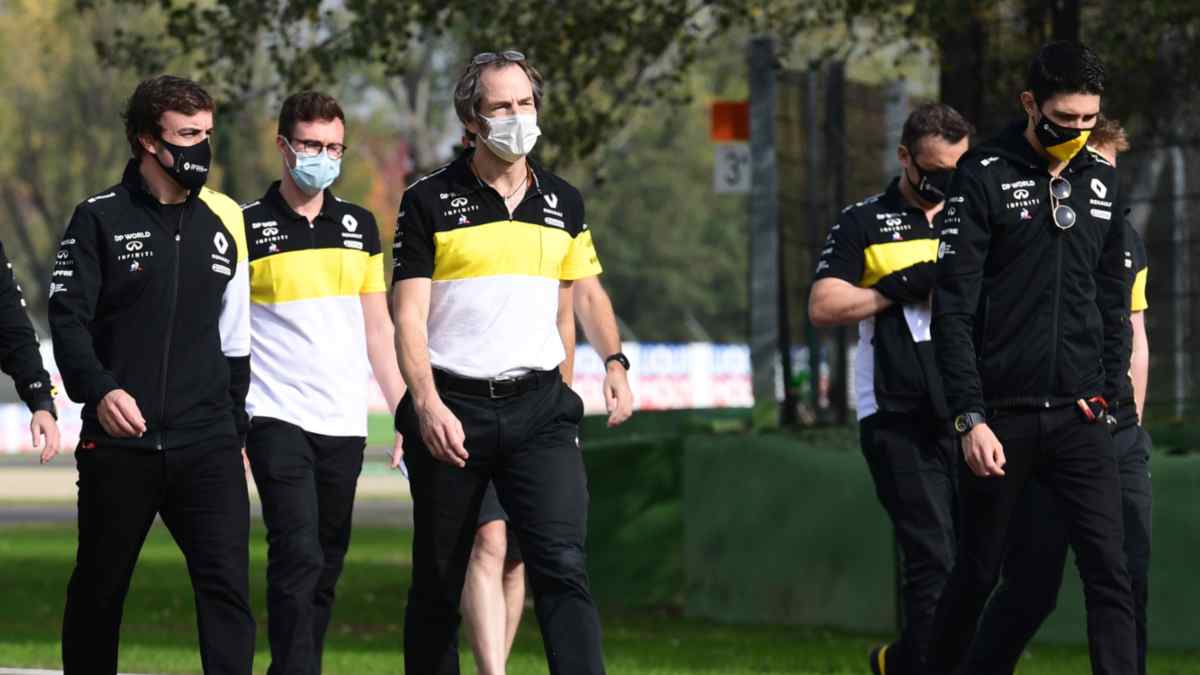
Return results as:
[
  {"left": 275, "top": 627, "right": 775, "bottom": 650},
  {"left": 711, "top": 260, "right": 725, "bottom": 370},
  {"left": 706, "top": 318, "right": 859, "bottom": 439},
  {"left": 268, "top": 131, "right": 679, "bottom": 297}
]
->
[
  {"left": 558, "top": 281, "right": 576, "bottom": 385},
  {"left": 573, "top": 275, "right": 633, "bottom": 426},
  {"left": 1095, "top": 189, "right": 1132, "bottom": 408},
  {"left": 1131, "top": 311, "right": 1148, "bottom": 422},
  {"left": 218, "top": 206, "right": 251, "bottom": 442},
  {"left": 48, "top": 207, "right": 145, "bottom": 438},
  {"left": 47, "top": 208, "right": 119, "bottom": 406},
  {"left": 360, "top": 217, "right": 406, "bottom": 414},
  {"left": 932, "top": 170, "right": 1005, "bottom": 477},
  {"left": 0, "top": 241, "right": 60, "bottom": 461},
  {"left": 0, "top": 241, "right": 55, "bottom": 416},
  {"left": 392, "top": 279, "right": 465, "bottom": 466},
  {"left": 1129, "top": 233, "right": 1149, "bottom": 422},
  {"left": 362, "top": 291, "right": 406, "bottom": 412},
  {"left": 809, "top": 278, "right": 893, "bottom": 327},
  {"left": 392, "top": 191, "right": 466, "bottom": 466}
]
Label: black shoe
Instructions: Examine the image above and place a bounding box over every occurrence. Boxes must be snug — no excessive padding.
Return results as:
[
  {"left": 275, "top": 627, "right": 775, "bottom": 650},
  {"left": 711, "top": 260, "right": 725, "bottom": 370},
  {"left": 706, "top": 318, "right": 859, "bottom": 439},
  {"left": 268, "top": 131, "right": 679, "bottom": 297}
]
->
[{"left": 868, "top": 643, "right": 891, "bottom": 675}]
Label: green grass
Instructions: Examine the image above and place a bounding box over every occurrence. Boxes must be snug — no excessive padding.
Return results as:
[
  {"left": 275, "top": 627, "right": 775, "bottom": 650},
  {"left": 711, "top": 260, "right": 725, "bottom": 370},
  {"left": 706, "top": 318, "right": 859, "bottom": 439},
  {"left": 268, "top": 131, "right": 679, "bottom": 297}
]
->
[{"left": 1, "top": 523, "right": 1198, "bottom": 674}]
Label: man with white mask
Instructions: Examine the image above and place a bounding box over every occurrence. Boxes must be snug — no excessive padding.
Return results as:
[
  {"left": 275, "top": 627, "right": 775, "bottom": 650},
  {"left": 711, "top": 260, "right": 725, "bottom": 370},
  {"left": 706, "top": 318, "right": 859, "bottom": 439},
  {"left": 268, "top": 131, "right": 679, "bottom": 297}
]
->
[
  {"left": 392, "top": 50, "right": 614, "bottom": 674},
  {"left": 241, "top": 90, "right": 407, "bottom": 674}
]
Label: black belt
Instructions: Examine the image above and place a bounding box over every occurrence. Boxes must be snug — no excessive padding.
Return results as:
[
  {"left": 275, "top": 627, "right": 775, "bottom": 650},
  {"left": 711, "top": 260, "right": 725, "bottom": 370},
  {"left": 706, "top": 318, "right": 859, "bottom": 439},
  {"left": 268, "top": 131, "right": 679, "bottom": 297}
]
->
[{"left": 433, "top": 368, "right": 557, "bottom": 399}]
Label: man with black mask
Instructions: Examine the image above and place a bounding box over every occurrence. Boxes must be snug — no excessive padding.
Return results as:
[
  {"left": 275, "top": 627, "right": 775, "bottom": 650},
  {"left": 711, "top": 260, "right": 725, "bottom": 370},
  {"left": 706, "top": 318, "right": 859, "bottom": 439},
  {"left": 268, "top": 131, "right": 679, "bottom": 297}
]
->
[
  {"left": 809, "top": 102, "right": 971, "bottom": 675},
  {"left": 926, "top": 41, "right": 1136, "bottom": 675},
  {"left": 51, "top": 75, "right": 254, "bottom": 675}
]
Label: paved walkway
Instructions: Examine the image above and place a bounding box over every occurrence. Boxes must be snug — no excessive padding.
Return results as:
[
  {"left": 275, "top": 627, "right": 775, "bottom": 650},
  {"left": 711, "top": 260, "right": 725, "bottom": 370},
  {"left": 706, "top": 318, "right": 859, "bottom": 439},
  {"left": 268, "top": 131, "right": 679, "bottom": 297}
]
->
[{"left": 0, "top": 452, "right": 412, "bottom": 526}]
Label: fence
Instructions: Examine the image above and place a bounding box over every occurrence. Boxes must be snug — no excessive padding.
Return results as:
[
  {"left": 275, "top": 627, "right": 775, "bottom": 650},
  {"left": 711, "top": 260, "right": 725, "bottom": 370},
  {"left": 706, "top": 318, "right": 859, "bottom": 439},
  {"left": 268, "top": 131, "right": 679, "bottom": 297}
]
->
[{"left": 776, "top": 62, "right": 1200, "bottom": 426}]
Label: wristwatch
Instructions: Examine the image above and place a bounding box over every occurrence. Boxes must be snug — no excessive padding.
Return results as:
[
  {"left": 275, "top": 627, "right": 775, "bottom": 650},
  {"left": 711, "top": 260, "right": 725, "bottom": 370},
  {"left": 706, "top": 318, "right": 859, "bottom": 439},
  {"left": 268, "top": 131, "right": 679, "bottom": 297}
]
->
[
  {"left": 604, "top": 352, "right": 631, "bottom": 371},
  {"left": 953, "top": 411, "right": 986, "bottom": 434}
]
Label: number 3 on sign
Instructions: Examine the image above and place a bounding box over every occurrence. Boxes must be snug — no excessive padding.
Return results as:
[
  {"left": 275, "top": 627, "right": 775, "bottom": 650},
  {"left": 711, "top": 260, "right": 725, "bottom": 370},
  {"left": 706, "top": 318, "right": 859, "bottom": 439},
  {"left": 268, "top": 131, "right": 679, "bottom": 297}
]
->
[{"left": 714, "top": 142, "right": 751, "bottom": 194}]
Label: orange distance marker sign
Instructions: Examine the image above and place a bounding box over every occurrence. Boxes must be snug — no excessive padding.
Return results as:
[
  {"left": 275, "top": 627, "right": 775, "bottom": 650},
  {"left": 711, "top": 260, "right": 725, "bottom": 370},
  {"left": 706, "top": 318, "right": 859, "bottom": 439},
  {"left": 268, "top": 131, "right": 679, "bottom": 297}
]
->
[{"left": 712, "top": 101, "right": 750, "bottom": 194}]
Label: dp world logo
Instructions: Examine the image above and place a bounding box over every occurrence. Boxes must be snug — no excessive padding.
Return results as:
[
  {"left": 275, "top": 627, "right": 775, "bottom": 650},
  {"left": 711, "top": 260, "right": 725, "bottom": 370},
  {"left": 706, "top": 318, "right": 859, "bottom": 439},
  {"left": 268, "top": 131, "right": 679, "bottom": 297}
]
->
[{"left": 182, "top": 162, "right": 208, "bottom": 173}]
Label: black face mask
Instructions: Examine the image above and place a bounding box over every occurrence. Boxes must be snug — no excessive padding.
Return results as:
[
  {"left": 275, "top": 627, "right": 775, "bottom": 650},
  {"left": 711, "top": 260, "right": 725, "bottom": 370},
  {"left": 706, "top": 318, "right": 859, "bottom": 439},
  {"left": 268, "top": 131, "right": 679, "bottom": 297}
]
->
[
  {"left": 156, "top": 137, "right": 211, "bottom": 191},
  {"left": 906, "top": 159, "right": 953, "bottom": 205}
]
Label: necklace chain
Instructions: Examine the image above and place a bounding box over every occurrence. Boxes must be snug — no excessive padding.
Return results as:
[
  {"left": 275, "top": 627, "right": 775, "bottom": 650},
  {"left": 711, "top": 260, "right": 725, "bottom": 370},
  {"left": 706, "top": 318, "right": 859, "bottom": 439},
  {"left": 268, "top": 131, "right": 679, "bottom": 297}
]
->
[{"left": 471, "top": 155, "right": 528, "bottom": 203}]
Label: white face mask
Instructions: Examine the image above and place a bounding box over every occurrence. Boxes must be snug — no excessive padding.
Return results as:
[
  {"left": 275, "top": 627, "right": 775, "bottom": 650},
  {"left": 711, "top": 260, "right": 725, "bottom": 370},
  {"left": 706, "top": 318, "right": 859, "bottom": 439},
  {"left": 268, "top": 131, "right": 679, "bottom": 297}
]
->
[{"left": 480, "top": 113, "right": 541, "bottom": 162}]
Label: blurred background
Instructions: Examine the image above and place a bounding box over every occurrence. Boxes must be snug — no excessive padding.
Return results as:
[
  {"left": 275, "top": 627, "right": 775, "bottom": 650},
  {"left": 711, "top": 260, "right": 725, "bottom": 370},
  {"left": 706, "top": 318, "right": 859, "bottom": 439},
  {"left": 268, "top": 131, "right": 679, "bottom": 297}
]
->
[{"left": 1, "top": 1, "right": 1199, "bottom": 673}]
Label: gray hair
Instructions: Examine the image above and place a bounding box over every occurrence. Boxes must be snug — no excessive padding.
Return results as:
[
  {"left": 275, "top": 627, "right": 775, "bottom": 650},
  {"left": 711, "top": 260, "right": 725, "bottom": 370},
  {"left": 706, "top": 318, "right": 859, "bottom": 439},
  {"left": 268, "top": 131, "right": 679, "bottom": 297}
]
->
[{"left": 454, "top": 56, "right": 544, "bottom": 142}]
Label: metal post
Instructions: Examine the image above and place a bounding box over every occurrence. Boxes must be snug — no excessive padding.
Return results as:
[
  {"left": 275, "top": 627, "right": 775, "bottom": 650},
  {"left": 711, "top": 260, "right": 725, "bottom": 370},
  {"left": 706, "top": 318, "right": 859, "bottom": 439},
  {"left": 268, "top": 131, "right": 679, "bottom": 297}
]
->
[
  {"left": 826, "top": 61, "right": 848, "bottom": 424},
  {"left": 1170, "top": 146, "right": 1189, "bottom": 417},
  {"left": 805, "top": 66, "right": 822, "bottom": 416},
  {"left": 748, "top": 36, "right": 780, "bottom": 421}
]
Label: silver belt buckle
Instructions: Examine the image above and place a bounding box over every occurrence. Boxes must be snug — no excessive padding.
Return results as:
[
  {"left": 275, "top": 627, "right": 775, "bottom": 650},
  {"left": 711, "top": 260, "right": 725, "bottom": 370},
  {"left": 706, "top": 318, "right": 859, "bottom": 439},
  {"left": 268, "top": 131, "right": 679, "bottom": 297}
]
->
[{"left": 488, "top": 379, "right": 499, "bottom": 399}]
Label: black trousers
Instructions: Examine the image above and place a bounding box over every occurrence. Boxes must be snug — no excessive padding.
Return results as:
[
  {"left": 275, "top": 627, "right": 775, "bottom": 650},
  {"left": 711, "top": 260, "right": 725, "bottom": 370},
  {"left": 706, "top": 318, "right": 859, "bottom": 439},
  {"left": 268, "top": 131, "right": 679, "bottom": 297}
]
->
[
  {"left": 859, "top": 411, "right": 959, "bottom": 675},
  {"left": 61, "top": 439, "right": 254, "bottom": 675},
  {"left": 927, "top": 405, "right": 1136, "bottom": 675},
  {"left": 398, "top": 373, "right": 604, "bottom": 675},
  {"left": 965, "top": 423, "right": 1153, "bottom": 675},
  {"left": 246, "top": 417, "right": 366, "bottom": 675}
]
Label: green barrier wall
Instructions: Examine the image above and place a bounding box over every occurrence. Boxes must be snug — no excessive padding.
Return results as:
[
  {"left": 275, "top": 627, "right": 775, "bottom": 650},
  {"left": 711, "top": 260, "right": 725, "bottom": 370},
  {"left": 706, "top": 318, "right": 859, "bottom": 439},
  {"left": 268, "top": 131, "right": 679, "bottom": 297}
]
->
[
  {"left": 683, "top": 434, "right": 896, "bottom": 632},
  {"left": 678, "top": 432, "right": 1200, "bottom": 649},
  {"left": 1036, "top": 452, "right": 1200, "bottom": 648}
]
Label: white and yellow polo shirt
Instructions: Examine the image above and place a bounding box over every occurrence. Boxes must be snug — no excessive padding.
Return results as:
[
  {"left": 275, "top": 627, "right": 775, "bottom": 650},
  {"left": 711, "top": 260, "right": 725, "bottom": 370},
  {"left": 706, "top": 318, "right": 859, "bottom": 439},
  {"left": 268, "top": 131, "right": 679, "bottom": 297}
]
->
[{"left": 242, "top": 182, "right": 386, "bottom": 437}]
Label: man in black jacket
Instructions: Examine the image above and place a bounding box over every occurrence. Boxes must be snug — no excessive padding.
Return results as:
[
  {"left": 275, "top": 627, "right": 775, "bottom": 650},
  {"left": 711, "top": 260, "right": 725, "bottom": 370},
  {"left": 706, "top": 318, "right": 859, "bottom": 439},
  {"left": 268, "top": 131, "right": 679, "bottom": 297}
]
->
[
  {"left": 0, "top": 242, "right": 60, "bottom": 462},
  {"left": 49, "top": 75, "right": 254, "bottom": 675},
  {"left": 963, "top": 117, "right": 1154, "bottom": 675},
  {"left": 809, "top": 103, "right": 971, "bottom": 675},
  {"left": 927, "top": 42, "right": 1136, "bottom": 675}
]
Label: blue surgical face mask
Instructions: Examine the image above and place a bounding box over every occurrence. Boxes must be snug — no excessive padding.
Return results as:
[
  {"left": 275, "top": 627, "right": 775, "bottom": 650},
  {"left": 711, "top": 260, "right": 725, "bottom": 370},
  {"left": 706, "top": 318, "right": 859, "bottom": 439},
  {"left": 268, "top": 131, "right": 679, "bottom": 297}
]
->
[{"left": 284, "top": 138, "right": 341, "bottom": 195}]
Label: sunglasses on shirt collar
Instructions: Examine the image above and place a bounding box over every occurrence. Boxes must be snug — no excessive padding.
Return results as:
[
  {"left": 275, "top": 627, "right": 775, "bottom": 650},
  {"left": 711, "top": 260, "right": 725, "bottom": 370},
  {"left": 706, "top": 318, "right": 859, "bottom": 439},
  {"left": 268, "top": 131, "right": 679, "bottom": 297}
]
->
[{"left": 1049, "top": 176, "right": 1076, "bottom": 230}]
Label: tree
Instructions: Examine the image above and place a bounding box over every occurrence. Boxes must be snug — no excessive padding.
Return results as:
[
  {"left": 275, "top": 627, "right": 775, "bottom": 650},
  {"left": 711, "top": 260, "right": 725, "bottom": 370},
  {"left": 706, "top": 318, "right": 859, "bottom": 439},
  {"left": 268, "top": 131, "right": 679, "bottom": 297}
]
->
[{"left": 0, "top": 0, "right": 142, "bottom": 320}]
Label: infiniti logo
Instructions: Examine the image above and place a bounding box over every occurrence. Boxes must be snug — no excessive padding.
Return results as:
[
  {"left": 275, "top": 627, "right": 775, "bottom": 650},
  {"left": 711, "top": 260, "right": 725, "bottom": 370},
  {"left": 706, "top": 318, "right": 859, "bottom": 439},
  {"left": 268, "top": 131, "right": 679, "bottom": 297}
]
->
[
  {"left": 450, "top": 197, "right": 469, "bottom": 208},
  {"left": 125, "top": 241, "right": 144, "bottom": 251},
  {"left": 1013, "top": 189, "right": 1030, "bottom": 200}
]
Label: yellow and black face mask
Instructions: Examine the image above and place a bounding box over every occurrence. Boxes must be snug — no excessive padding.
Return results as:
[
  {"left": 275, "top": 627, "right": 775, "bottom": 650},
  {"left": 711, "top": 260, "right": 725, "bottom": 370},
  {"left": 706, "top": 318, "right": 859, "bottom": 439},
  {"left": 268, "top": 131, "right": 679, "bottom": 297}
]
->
[{"left": 1035, "top": 115, "right": 1092, "bottom": 162}]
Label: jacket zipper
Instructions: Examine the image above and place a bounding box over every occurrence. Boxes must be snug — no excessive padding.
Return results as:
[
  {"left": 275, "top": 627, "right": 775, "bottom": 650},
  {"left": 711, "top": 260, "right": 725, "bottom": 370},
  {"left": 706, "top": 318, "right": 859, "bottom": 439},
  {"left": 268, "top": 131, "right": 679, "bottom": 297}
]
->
[
  {"left": 1045, "top": 219, "right": 1064, "bottom": 408},
  {"left": 156, "top": 210, "right": 185, "bottom": 450}
]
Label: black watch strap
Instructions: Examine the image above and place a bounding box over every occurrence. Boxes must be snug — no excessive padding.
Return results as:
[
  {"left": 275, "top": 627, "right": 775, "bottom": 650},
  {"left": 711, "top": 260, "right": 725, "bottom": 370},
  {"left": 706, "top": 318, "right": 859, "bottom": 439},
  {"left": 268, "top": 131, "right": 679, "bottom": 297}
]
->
[
  {"left": 604, "top": 352, "right": 630, "bottom": 371},
  {"left": 954, "top": 411, "right": 985, "bottom": 434}
]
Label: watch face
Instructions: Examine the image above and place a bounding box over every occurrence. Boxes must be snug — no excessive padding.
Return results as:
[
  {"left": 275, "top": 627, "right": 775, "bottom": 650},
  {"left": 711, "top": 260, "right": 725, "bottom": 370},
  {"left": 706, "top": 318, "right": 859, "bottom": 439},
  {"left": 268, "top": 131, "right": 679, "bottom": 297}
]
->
[{"left": 954, "top": 416, "right": 968, "bottom": 433}]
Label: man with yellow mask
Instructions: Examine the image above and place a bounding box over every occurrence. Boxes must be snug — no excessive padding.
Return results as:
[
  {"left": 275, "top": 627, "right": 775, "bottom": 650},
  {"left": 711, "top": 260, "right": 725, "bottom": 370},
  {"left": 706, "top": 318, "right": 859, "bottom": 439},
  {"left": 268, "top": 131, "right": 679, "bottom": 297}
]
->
[{"left": 925, "top": 41, "right": 1137, "bottom": 675}]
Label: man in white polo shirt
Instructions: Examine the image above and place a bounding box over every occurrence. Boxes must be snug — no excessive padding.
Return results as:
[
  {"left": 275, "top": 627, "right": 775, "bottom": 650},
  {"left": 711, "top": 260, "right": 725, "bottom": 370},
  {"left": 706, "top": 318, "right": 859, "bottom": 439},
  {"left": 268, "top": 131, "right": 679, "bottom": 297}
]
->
[{"left": 392, "top": 50, "right": 628, "bottom": 675}]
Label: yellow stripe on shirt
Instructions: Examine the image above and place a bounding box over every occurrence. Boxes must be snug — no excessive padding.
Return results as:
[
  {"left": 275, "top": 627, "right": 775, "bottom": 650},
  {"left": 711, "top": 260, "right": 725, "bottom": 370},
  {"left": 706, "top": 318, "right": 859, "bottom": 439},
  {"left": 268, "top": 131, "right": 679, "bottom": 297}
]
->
[
  {"left": 861, "top": 239, "right": 938, "bottom": 288},
  {"left": 251, "top": 248, "right": 378, "bottom": 304},
  {"left": 432, "top": 220, "right": 593, "bottom": 282}
]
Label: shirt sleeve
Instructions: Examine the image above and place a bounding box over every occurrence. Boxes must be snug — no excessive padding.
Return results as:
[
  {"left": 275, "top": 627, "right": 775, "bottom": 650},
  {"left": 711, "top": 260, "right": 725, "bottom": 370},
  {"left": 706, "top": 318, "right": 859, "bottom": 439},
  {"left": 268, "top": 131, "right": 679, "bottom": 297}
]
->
[
  {"left": 813, "top": 208, "right": 866, "bottom": 285},
  {"left": 216, "top": 201, "right": 251, "bottom": 438},
  {"left": 561, "top": 194, "right": 603, "bottom": 280},
  {"left": 48, "top": 206, "right": 121, "bottom": 406},
  {"left": 392, "top": 190, "right": 436, "bottom": 282},
  {"left": 1096, "top": 189, "right": 1132, "bottom": 403},
  {"left": 1130, "top": 222, "right": 1148, "bottom": 312},
  {"left": 361, "top": 212, "right": 387, "bottom": 294},
  {"left": 931, "top": 170, "right": 992, "bottom": 417},
  {"left": 0, "top": 241, "right": 55, "bottom": 415}
]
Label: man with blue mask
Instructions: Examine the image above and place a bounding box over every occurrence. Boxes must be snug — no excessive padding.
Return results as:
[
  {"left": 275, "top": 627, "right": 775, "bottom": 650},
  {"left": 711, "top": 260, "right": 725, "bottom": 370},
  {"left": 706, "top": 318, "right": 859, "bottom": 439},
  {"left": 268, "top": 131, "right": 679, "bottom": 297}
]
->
[{"left": 241, "top": 91, "right": 407, "bottom": 674}]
